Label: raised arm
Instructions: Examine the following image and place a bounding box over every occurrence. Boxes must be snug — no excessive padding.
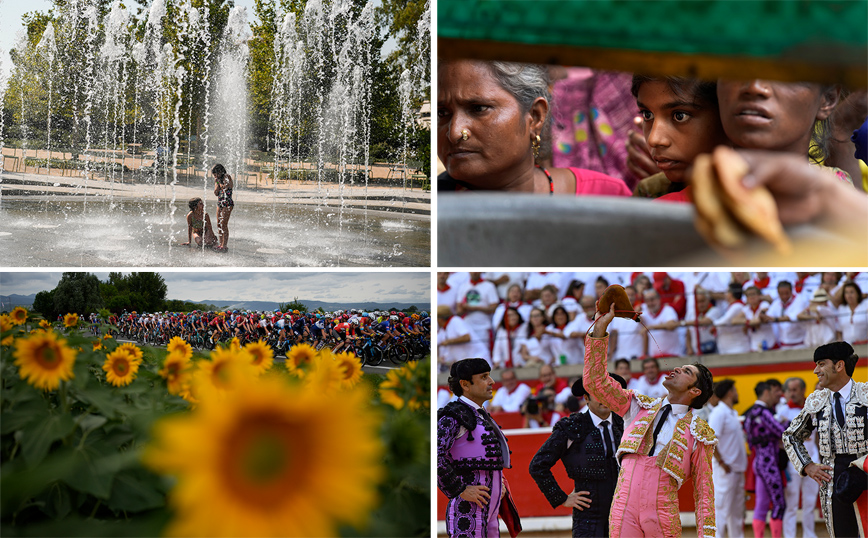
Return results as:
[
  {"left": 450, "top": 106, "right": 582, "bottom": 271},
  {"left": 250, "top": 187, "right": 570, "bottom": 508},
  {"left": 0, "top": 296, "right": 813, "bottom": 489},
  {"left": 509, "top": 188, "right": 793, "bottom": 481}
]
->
[{"left": 583, "top": 305, "right": 632, "bottom": 416}]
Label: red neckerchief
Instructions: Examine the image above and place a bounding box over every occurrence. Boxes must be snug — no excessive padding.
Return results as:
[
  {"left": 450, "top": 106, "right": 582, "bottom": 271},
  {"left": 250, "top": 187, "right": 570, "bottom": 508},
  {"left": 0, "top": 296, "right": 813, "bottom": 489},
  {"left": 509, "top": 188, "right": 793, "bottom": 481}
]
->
[
  {"left": 749, "top": 302, "right": 763, "bottom": 315},
  {"left": 787, "top": 401, "right": 803, "bottom": 409},
  {"left": 781, "top": 295, "right": 794, "bottom": 312},
  {"left": 753, "top": 276, "right": 770, "bottom": 290},
  {"left": 438, "top": 283, "right": 451, "bottom": 292},
  {"left": 470, "top": 277, "right": 484, "bottom": 285},
  {"left": 795, "top": 275, "right": 810, "bottom": 293},
  {"left": 730, "top": 300, "right": 744, "bottom": 307},
  {"left": 554, "top": 323, "right": 567, "bottom": 331}
]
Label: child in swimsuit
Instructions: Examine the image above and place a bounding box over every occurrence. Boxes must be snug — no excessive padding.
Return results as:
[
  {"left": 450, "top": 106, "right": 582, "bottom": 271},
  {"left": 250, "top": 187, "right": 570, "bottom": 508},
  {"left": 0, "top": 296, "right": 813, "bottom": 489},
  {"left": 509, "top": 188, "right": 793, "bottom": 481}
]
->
[
  {"left": 182, "top": 197, "right": 218, "bottom": 248},
  {"left": 212, "top": 163, "right": 234, "bottom": 251}
]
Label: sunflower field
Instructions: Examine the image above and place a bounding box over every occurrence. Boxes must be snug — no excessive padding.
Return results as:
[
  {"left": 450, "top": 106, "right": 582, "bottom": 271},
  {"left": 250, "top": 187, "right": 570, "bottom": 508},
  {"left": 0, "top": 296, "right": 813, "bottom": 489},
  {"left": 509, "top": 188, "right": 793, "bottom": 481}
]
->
[{"left": 1, "top": 309, "right": 430, "bottom": 537}]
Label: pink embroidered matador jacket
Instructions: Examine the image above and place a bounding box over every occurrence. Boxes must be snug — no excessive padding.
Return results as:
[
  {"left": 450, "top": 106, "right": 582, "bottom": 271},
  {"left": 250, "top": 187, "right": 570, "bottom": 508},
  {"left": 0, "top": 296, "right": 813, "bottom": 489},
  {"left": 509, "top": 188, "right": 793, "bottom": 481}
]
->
[{"left": 583, "top": 334, "right": 718, "bottom": 537}]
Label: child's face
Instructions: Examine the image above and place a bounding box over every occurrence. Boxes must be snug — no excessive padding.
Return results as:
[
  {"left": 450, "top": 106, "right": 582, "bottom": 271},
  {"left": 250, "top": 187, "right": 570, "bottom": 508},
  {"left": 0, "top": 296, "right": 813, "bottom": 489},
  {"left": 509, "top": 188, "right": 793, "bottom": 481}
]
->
[
  {"left": 636, "top": 81, "right": 728, "bottom": 183},
  {"left": 717, "top": 79, "right": 833, "bottom": 155}
]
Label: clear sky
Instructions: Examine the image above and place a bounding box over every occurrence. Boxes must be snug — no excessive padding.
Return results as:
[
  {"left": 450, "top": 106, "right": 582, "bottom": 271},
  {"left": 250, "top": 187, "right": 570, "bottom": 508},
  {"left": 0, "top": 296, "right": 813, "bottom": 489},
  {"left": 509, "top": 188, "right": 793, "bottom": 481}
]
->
[
  {"left": 0, "top": 0, "right": 394, "bottom": 81},
  {"left": 0, "top": 271, "right": 431, "bottom": 304}
]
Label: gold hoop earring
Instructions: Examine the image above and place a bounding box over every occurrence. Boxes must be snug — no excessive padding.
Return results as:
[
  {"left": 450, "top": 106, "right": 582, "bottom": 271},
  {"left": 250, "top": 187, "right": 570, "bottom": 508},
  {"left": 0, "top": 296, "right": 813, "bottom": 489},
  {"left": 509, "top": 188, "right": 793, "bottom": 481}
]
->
[
  {"left": 532, "top": 135, "right": 541, "bottom": 160},
  {"left": 461, "top": 129, "right": 470, "bottom": 141}
]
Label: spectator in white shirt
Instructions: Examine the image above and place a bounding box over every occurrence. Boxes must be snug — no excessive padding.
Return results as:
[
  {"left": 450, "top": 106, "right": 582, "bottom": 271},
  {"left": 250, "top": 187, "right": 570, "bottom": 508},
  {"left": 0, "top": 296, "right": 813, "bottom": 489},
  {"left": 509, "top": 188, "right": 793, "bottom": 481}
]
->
[
  {"left": 640, "top": 289, "right": 682, "bottom": 357},
  {"left": 518, "top": 307, "right": 551, "bottom": 365},
  {"left": 484, "top": 272, "right": 527, "bottom": 301},
  {"left": 455, "top": 272, "right": 500, "bottom": 350},
  {"left": 610, "top": 286, "right": 645, "bottom": 361},
  {"left": 835, "top": 282, "right": 868, "bottom": 345},
  {"left": 544, "top": 305, "right": 575, "bottom": 365},
  {"left": 764, "top": 280, "right": 808, "bottom": 349},
  {"left": 492, "top": 283, "right": 533, "bottom": 331},
  {"left": 489, "top": 369, "right": 532, "bottom": 413},
  {"left": 613, "top": 359, "right": 636, "bottom": 390},
  {"left": 525, "top": 272, "right": 561, "bottom": 302},
  {"left": 797, "top": 288, "right": 837, "bottom": 349},
  {"left": 560, "top": 279, "right": 586, "bottom": 321},
  {"left": 492, "top": 307, "right": 527, "bottom": 369},
  {"left": 437, "top": 305, "right": 491, "bottom": 371},
  {"left": 630, "top": 358, "right": 668, "bottom": 399},
  {"left": 533, "top": 284, "right": 560, "bottom": 313},
  {"left": 563, "top": 295, "right": 596, "bottom": 363},
  {"left": 684, "top": 287, "right": 724, "bottom": 356},
  {"left": 714, "top": 283, "right": 751, "bottom": 354},
  {"left": 708, "top": 380, "right": 748, "bottom": 538},
  {"left": 437, "top": 272, "right": 458, "bottom": 313},
  {"left": 743, "top": 286, "right": 776, "bottom": 352}
]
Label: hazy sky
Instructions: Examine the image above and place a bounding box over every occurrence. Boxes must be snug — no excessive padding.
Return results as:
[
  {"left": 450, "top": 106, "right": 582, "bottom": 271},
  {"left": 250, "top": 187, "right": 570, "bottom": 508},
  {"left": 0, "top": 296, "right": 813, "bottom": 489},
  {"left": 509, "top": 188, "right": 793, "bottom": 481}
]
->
[{"left": 0, "top": 271, "right": 431, "bottom": 304}]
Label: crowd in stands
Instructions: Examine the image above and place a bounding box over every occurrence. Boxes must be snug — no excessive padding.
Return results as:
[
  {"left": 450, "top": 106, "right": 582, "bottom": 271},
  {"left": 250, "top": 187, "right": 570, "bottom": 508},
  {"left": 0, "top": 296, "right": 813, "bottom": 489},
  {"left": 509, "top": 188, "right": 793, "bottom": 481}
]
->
[{"left": 438, "top": 271, "right": 868, "bottom": 372}]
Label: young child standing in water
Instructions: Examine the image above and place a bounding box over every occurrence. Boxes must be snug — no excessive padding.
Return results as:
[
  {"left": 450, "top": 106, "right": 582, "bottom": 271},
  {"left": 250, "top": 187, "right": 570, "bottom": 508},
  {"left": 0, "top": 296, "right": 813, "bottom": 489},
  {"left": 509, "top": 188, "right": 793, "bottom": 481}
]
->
[{"left": 181, "top": 197, "right": 218, "bottom": 249}]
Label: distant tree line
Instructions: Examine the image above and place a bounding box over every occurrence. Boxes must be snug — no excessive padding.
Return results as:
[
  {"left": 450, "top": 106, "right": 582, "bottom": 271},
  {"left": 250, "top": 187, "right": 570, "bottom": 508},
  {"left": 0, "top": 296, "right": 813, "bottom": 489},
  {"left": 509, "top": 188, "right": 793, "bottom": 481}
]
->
[{"left": 32, "top": 272, "right": 214, "bottom": 321}]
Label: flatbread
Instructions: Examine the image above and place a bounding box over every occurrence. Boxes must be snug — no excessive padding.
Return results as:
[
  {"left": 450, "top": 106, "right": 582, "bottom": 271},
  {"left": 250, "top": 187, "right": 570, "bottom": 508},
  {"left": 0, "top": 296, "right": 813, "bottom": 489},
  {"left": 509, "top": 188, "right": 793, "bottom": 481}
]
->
[
  {"left": 712, "top": 146, "right": 792, "bottom": 255},
  {"left": 690, "top": 153, "right": 749, "bottom": 248}
]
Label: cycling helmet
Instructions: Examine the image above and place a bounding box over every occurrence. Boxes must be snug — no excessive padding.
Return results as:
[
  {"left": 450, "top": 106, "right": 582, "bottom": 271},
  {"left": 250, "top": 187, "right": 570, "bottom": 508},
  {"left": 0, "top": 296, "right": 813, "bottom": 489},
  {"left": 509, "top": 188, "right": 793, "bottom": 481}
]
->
[
  {"left": 350, "top": 318, "right": 360, "bottom": 325},
  {"left": 390, "top": 315, "right": 398, "bottom": 322}
]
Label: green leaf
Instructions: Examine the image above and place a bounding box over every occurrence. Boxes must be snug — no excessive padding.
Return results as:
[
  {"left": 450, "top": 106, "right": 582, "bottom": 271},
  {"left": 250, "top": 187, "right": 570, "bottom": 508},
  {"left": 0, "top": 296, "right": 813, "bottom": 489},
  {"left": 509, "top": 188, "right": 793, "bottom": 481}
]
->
[
  {"left": 62, "top": 432, "right": 137, "bottom": 499},
  {"left": 35, "top": 481, "right": 72, "bottom": 519},
  {"left": 77, "top": 414, "right": 108, "bottom": 435},
  {"left": 106, "top": 468, "right": 166, "bottom": 513},
  {"left": 70, "top": 385, "right": 120, "bottom": 420},
  {"left": 0, "top": 397, "right": 50, "bottom": 434},
  {"left": 21, "top": 413, "right": 75, "bottom": 467}
]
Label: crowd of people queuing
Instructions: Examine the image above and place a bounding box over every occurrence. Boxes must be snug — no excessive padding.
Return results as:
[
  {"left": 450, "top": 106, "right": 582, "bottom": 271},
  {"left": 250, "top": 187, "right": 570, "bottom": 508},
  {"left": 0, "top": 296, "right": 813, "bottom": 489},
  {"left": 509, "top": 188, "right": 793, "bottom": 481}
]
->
[
  {"left": 74, "top": 308, "right": 430, "bottom": 361},
  {"left": 438, "top": 271, "right": 868, "bottom": 373}
]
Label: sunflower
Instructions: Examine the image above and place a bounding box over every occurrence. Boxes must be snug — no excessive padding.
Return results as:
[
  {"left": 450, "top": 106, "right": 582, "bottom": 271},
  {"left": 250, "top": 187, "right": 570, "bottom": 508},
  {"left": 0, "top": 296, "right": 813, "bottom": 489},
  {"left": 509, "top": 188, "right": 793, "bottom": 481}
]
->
[
  {"left": 379, "top": 368, "right": 407, "bottom": 410},
  {"left": 63, "top": 313, "right": 79, "bottom": 328},
  {"left": 244, "top": 340, "right": 274, "bottom": 375},
  {"left": 303, "top": 349, "right": 345, "bottom": 393},
  {"left": 159, "top": 351, "right": 192, "bottom": 396},
  {"left": 93, "top": 340, "right": 103, "bottom": 351},
  {"left": 334, "top": 351, "right": 363, "bottom": 388},
  {"left": 379, "top": 362, "right": 428, "bottom": 411},
  {"left": 116, "top": 342, "right": 144, "bottom": 363},
  {"left": 230, "top": 337, "right": 241, "bottom": 351},
  {"left": 103, "top": 348, "right": 142, "bottom": 387},
  {"left": 1, "top": 315, "right": 14, "bottom": 346},
  {"left": 144, "top": 374, "right": 384, "bottom": 537},
  {"left": 192, "top": 347, "right": 255, "bottom": 398},
  {"left": 13, "top": 330, "right": 77, "bottom": 390},
  {"left": 10, "top": 307, "right": 28, "bottom": 326},
  {"left": 167, "top": 336, "right": 193, "bottom": 361},
  {"left": 39, "top": 319, "right": 51, "bottom": 330},
  {"left": 285, "top": 343, "right": 317, "bottom": 371},
  {"left": 103, "top": 333, "right": 113, "bottom": 340}
]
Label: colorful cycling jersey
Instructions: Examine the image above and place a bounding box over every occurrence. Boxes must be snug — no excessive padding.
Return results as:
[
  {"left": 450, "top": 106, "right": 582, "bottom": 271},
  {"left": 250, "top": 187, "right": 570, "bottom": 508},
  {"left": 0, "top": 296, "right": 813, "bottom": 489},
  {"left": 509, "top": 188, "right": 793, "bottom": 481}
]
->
[{"left": 374, "top": 321, "right": 392, "bottom": 333}]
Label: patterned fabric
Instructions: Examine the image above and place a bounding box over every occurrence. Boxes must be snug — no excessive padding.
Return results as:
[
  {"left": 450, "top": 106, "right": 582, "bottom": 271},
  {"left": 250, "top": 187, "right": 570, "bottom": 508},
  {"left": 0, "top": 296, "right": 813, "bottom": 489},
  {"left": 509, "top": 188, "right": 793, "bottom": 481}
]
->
[
  {"left": 744, "top": 403, "right": 788, "bottom": 520},
  {"left": 528, "top": 411, "right": 622, "bottom": 537},
  {"left": 583, "top": 334, "right": 717, "bottom": 537},
  {"left": 438, "top": 400, "right": 508, "bottom": 538},
  {"left": 551, "top": 69, "right": 640, "bottom": 190},
  {"left": 783, "top": 381, "right": 868, "bottom": 537}
]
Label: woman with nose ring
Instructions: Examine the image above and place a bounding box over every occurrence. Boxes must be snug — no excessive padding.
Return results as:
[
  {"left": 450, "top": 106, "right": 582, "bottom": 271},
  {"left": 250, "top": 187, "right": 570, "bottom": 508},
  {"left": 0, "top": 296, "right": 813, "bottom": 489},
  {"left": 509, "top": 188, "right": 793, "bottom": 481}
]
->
[{"left": 437, "top": 59, "right": 632, "bottom": 197}]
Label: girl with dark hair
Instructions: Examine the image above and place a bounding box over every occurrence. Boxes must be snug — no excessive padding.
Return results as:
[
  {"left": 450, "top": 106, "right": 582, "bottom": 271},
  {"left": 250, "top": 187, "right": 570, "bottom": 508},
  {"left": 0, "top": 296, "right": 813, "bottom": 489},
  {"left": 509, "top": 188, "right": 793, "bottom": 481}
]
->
[
  {"left": 518, "top": 307, "right": 549, "bottom": 366},
  {"left": 181, "top": 197, "right": 218, "bottom": 249},
  {"left": 211, "top": 163, "right": 234, "bottom": 252},
  {"left": 492, "top": 307, "right": 525, "bottom": 369}
]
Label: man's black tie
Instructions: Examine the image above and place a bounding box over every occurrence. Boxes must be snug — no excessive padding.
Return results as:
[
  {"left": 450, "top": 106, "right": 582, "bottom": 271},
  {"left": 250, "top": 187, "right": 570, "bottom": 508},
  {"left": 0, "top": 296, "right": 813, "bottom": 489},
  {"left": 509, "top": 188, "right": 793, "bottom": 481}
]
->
[
  {"left": 648, "top": 404, "right": 671, "bottom": 457},
  {"left": 601, "top": 420, "right": 613, "bottom": 458},
  {"left": 834, "top": 392, "right": 845, "bottom": 428}
]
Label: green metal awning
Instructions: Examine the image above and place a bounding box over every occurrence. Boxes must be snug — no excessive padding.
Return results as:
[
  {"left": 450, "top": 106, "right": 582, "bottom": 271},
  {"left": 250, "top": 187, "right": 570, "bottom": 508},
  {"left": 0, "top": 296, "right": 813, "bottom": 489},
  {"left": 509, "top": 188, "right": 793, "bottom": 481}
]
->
[{"left": 438, "top": 0, "right": 868, "bottom": 86}]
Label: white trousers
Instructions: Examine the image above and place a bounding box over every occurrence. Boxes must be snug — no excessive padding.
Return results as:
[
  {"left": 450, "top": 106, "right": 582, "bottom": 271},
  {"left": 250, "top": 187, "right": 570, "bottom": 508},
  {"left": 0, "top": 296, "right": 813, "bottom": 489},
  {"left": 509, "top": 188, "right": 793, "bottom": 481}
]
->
[
  {"left": 714, "top": 469, "right": 746, "bottom": 538},
  {"left": 783, "top": 465, "right": 819, "bottom": 538}
]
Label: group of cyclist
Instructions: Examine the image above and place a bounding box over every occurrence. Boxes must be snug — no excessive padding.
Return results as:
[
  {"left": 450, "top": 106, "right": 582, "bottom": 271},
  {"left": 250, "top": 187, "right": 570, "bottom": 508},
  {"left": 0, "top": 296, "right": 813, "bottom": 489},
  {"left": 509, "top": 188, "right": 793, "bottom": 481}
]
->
[{"left": 74, "top": 308, "right": 431, "bottom": 365}]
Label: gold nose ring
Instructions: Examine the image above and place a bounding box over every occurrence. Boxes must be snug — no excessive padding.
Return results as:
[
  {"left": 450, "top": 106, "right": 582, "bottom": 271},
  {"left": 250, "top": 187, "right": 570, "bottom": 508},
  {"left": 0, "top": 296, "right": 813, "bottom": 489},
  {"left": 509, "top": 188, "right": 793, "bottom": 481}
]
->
[{"left": 461, "top": 129, "right": 469, "bottom": 141}]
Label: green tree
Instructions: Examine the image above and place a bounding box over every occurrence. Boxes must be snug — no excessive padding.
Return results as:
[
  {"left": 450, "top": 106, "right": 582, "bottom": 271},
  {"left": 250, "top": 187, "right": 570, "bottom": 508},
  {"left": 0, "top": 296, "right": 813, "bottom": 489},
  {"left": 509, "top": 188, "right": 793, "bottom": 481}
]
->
[
  {"left": 279, "top": 297, "right": 307, "bottom": 313},
  {"left": 32, "top": 289, "right": 57, "bottom": 320},
  {"left": 125, "top": 272, "right": 168, "bottom": 313},
  {"left": 52, "top": 272, "right": 103, "bottom": 316}
]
